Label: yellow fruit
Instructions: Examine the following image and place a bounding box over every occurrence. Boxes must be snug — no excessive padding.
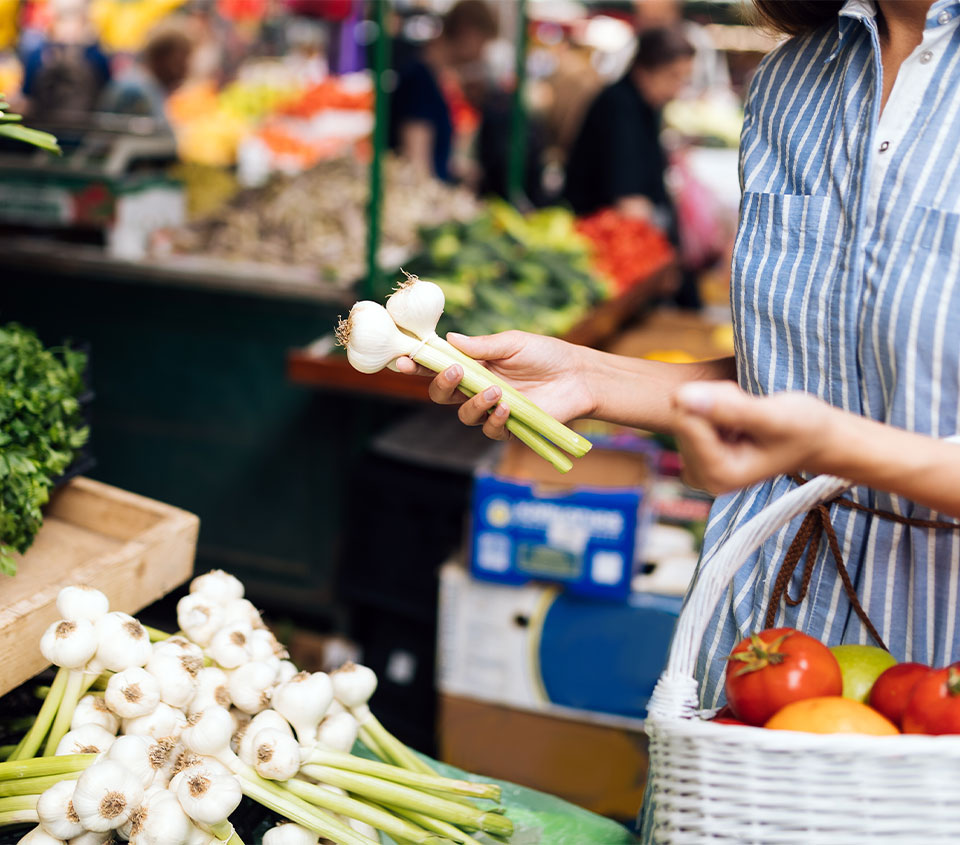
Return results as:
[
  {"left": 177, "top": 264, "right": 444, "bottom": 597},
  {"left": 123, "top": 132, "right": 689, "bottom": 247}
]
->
[{"left": 764, "top": 696, "right": 899, "bottom": 735}]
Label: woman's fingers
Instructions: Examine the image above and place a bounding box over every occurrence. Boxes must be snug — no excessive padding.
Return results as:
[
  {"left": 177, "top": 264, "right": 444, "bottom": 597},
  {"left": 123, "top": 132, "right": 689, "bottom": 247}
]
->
[
  {"left": 393, "top": 356, "right": 434, "bottom": 377},
  {"left": 427, "top": 364, "right": 466, "bottom": 405},
  {"left": 458, "top": 385, "right": 502, "bottom": 426},
  {"left": 481, "top": 401, "right": 511, "bottom": 441},
  {"left": 447, "top": 330, "right": 523, "bottom": 362}
]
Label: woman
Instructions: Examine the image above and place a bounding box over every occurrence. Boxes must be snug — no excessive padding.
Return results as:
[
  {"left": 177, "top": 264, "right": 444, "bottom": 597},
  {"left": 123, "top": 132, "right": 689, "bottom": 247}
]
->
[
  {"left": 388, "top": 0, "right": 497, "bottom": 182},
  {"left": 398, "top": 0, "right": 960, "bottom": 721},
  {"left": 564, "top": 25, "right": 694, "bottom": 225}
]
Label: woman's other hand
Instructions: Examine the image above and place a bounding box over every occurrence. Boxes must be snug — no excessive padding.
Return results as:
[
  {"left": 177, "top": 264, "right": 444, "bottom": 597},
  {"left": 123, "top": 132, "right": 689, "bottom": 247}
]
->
[
  {"left": 671, "top": 382, "right": 832, "bottom": 494},
  {"left": 393, "top": 330, "right": 596, "bottom": 441}
]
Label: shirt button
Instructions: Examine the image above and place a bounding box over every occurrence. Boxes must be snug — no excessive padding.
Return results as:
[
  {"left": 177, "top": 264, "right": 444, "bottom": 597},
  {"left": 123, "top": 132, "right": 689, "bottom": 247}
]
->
[
  {"left": 920, "top": 50, "right": 934, "bottom": 64},
  {"left": 939, "top": 10, "right": 951, "bottom": 24},
  {"left": 879, "top": 140, "right": 890, "bottom": 152}
]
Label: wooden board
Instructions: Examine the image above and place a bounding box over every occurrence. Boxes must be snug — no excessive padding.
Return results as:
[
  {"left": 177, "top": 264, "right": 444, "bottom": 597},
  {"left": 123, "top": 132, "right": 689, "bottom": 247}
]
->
[
  {"left": 0, "top": 477, "right": 199, "bottom": 697},
  {"left": 285, "top": 260, "right": 680, "bottom": 400}
]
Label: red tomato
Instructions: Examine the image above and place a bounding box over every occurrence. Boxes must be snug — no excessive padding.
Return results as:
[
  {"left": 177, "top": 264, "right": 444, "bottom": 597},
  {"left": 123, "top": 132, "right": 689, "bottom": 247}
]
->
[
  {"left": 868, "top": 662, "right": 931, "bottom": 728},
  {"left": 706, "top": 706, "right": 747, "bottom": 726},
  {"left": 902, "top": 663, "right": 960, "bottom": 734},
  {"left": 724, "top": 628, "right": 843, "bottom": 726}
]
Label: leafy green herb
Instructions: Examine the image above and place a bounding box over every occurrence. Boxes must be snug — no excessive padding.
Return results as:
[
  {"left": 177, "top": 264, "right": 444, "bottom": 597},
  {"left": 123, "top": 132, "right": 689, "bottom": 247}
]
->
[
  {"left": 0, "top": 95, "right": 60, "bottom": 154},
  {"left": 0, "top": 324, "right": 89, "bottom": 574}
]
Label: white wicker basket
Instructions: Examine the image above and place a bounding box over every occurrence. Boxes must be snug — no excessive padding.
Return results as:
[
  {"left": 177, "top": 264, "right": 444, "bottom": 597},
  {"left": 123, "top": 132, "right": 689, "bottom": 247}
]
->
[{"left": 644, "top": 473, "right": 960, "bottom": 844}]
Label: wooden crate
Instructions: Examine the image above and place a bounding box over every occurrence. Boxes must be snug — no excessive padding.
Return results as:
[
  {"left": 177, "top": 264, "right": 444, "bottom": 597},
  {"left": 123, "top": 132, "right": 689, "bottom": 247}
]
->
[{"left": 0, "top": 478, "right": 199, "bottom": 697}]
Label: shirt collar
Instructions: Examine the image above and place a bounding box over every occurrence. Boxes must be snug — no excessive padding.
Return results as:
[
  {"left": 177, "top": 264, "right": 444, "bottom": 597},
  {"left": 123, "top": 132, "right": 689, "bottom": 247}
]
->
[{"left": 827, "top": 0, "right": 960, "bottom": 62}]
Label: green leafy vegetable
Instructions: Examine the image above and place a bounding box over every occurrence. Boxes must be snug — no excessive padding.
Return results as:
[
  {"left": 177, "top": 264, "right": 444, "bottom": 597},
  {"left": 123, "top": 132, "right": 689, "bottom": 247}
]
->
[
  {"left": 0, "top": 95, "right": 60, "bottom": 154},
  {"left": 0, "top": 324, "right": 89, "bottom": 575}
]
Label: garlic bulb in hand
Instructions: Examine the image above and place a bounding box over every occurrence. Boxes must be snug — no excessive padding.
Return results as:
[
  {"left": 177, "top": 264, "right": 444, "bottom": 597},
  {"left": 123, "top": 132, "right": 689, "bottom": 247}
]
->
[
  {"left": 56, "top": 586, "right": 110, "bottom": 624},
  {"left": 71, "top": 695, "right": 119, "bottom": 735},
  {"left": 55, "top": 724, "right": 116, "bottom": 756},
  {"left": 40, "top": 620, "right": 98, "bottom": 670},
  {"left": 386, "top": 273, "right": 445, "bottom": 340},
  {"left": 105, "top": 668, "right": 161, "bottom": 719},
  {"left": 252, "top": 728, "right": 301, "bottom": 781},
  {"left": 72, "top": 760, "right": 144, "bottom": 832},
  {"left": 37, "top": 780, "right": 85, "bottom": 840},
  {"left": 95, "top": 613, "right": 151, "bottom": 672},
  {"left": 189, "top": 570, "right": 244, "bottom": 604},
  {"left": 335, "top": 301, "right": 422, "bottom": 374}
]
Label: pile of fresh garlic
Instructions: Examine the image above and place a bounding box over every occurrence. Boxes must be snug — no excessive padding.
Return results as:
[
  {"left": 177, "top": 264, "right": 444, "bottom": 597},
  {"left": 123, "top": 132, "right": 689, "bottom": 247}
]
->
[
  {"left": 0, "top": 571, "right": 511, "bottom": 845},
  {"left": 335, "top": 274, "right": 593, "bottom": 473}
]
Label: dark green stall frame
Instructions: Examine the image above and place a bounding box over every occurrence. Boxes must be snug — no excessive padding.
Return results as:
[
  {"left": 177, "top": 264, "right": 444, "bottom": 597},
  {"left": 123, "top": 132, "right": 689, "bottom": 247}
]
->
[{"left": 1, "top": 266, "right": 406, "bottom": 617}]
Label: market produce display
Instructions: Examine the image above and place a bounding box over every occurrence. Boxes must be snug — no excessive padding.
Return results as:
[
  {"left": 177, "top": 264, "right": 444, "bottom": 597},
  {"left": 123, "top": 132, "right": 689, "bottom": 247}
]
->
[
  {"left": 714, "top": 627, "right": 960, "bottom": 737},
  {"left": 574, "top": 209, "right": 674, "bottom": 294},
  {"left": 0, "top": 325, "right": 88, "bottom": 575},
  {"left": 0, "top": 572, "right": 515, "bottom": 845},
  {"left": 164, "top": 156, "right": 478, "bottom": 284},
  {"left": 336, "top": 275, "right": 592, "bottom": 474},
  {"left": 385, "top": 202, "right": 610, "bottom": 339}
]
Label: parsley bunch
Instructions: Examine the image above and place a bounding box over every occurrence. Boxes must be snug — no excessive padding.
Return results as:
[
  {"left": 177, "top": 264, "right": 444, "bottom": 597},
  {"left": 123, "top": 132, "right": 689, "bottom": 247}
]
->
[{"left": 0, "top": 324, "right": 89, "bottom": 574}]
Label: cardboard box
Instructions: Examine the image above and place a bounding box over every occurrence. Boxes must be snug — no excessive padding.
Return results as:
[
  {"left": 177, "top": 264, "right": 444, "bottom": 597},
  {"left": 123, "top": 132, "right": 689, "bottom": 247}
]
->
[
  {"left": 438, "top": 564, "right": 681, "bottom": 719},
  {"left": 439, "top": 693, "right": 648, "bottom": 821},
  {"left": 470, "top": 442, "right": 652, "bottom": 600}
]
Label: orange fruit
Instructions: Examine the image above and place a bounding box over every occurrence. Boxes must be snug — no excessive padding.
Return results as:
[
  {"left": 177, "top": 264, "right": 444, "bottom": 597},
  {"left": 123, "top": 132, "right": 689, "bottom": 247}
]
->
[{"left": 764, "top": 696, "right": 899, "bottom": 735}]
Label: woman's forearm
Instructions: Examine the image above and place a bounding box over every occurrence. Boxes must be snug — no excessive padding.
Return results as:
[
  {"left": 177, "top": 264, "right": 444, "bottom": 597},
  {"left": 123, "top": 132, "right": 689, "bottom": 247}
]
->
[
  {"left": 811, "top": 412, "right": 960, "bottom": 519},
  {"left": 581, "top": 350, "right": 737, "bottom": 432}
]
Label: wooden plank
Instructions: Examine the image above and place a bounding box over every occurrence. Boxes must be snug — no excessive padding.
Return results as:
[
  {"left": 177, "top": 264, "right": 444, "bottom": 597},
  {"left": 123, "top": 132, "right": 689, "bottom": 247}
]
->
[
  {"left": 0, "top": 478, "right": 199, "bottom": 697},
  {"left": 285, "top": 261, "right": 679, "bottom": 398}
]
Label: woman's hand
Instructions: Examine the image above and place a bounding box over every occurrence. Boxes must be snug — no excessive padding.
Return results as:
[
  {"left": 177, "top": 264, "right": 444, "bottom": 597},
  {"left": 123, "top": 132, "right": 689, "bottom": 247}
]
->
[
  {"left": 671, "top": 382, "right": 833, "bottom": 494},
  {"left": 394, "top": 331, "right": 596, "bottom": 442}
]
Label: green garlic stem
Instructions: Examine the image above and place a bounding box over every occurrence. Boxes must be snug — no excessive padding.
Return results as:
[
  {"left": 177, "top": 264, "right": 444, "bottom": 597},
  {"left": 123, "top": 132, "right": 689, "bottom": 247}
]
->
[
  {"left": 361, "top": 715, "right": 436, "bottom": 777},
  {"left": 380, "top": 803, "right": 486, "bottom": 845},
  {"left": 207, "top": 820, "right": 234, "bottom": 841},
  {"left": 0, "top": 747, "right": 14, "bottom": 761},
  {"left": 429, "top": 336, "right": 591, "bottom": 458},
  {"left": 0, "top": 795, "right": 40, "bottom": 813},
  {"left": 0, "top": 809, "right": 39, "bottom": 826},
  {"left": 357, "top": 726, "right": 391, "bottom": 764},
  {"left": 10, "top": 667, "right": 68, "bottom": 760},
  {"left": 302, "top": 766, "right": 513, "bottom": 837},
  {"left": 43, "top": 669, "right": 84, "bottom": 756},
  {"left": 303, "top": 749, "right": 499, "bottom": 801},
  {"left": 226, "top": 831, "right": 245, "bottom": 845},
  {"left": 284, "top": 777, "right": 449, "bottom": 844},
  {"left": 0, "top": 754, "right": 95, "bottom": 781},
  {"left": 143, "top": 625, "right": 172, "bottom": 643},
  {"left": 0, "top": 770, "right": 80, "bottom": 797},
  {"left": 239, "top": 772, "right": 371, "bottom": 845}
]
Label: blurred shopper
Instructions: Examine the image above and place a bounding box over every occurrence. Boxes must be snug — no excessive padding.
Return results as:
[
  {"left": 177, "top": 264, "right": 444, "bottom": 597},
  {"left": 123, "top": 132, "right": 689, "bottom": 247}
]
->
[
  {"left": 99, "top": 19, "right": 193, "bottom": 130},
  {"left": 563, "top": 25, "right": 693, "bottom": 223},
  {"left": 20, "top": 0, "right": 111, "bottom": 121},
  {"left": 388, "top": 0, "right": 497, "bottom": 182}
]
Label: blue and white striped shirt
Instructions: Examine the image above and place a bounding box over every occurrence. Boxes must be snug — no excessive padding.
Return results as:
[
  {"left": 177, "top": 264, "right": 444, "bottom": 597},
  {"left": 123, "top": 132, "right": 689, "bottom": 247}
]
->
[{"left": 694, "top": 0, "right": 960, "bottom": 709}]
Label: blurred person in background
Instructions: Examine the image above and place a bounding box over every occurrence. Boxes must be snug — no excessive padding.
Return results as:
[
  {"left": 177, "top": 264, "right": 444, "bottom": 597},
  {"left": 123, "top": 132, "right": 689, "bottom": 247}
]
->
[
  {"left": 20, "top": 0, "right": 111, "bottom": 121},
  {"left": 388, "top": 0, "right": 497, "bottom": 182},
  {"left": 99, "top": 19, "right": 194, "bottom": 131},
  {"left": 563, "top": 26, "right": 692, "bottom": 223}
]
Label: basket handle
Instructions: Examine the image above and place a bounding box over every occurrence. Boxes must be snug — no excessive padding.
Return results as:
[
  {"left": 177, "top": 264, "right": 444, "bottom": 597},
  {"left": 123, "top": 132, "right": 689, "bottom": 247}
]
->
[{"left": 659, "top": 473, "right": 851, "bottom": 697}]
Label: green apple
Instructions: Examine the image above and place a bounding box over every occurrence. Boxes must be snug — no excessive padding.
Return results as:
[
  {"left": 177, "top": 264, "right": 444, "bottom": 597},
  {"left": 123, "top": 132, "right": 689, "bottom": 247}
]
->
[{"left": 830, "top": 644, "right": 898, "bottom": 703}]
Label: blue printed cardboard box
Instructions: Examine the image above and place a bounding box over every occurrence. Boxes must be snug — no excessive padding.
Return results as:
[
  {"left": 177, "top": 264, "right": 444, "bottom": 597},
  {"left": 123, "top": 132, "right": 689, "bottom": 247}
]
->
[{"left": 470, "top": 441, "right": 652, "bottom": 600}]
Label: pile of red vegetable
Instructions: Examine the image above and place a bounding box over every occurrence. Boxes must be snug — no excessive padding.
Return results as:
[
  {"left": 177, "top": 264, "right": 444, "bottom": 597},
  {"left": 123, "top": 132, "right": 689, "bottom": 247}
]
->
[
  {"left": 711, "top": 627, "right": 960, "bottom": 736},
  {"left": 575, "top": 209, "right": 674, "bottom": 293}
]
